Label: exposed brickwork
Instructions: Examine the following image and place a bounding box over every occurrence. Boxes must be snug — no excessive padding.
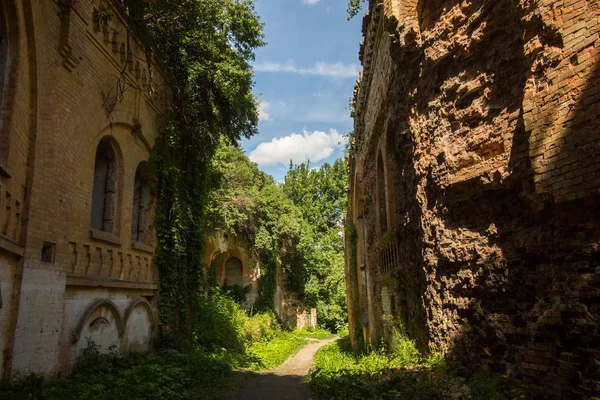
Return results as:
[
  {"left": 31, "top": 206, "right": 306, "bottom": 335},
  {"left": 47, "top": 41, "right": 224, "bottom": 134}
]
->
[
  {"left": 0, "top": 0, "right": 165, "bottom": 375},
  {"left": 347, "top": 1, "right": 600, "bottom": 398}
]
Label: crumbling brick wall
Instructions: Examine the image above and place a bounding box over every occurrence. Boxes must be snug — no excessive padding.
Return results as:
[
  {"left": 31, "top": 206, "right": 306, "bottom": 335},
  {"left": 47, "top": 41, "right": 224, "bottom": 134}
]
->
[{"left": 347, "top": 0, "right": 600, "bottom": 398}]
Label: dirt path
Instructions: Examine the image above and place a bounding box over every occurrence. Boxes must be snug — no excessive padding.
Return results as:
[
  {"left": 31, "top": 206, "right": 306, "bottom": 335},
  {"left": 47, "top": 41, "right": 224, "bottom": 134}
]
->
[{"left": 213, "top": 337, "right": 336, "bottom": 400}]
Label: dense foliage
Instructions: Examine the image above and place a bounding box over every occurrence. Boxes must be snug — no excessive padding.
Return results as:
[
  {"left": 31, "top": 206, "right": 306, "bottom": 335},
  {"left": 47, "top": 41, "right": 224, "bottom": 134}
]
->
[
  {"left": 310, "top": 336, "right": 510, "bottom": 400},
  {"left": 281, "top": 160, "right": 348, "bottom": 332},
  {"left": 347, "top": 0, "right": 367, "bottom": 19},
  {"left": 206, "top": 141, "right": 349, "bottom": 331},
  {"left": 207, "top": 141, "right": 306, "bottom": 311},
  {"left": 117, "top": 0, "right": 264, "bottom": 341}
]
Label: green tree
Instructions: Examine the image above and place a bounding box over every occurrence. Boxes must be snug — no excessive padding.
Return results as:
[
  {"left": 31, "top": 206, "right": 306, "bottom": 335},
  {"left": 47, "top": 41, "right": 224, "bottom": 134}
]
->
[
  {"left": 121, "top": 0, "right": 265, "bottom": 343},
  {"left": 281, "top": 159, "right": 349, "bottom": 332}
]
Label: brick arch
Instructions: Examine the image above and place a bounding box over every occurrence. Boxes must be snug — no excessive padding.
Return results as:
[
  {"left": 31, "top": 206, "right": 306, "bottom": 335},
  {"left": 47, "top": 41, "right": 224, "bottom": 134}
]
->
[{"left": 71, "top": 298, "right": 125, "bottom": 344}]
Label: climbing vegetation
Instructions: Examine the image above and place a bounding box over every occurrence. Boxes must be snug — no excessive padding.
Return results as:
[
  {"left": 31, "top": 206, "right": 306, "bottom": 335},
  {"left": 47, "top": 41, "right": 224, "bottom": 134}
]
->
[{"left": 116, "top": 0, "right": 265, "bottom": 343}]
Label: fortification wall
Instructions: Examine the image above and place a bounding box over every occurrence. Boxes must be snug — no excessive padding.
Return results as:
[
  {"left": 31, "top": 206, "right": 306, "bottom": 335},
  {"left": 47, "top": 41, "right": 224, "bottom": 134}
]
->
[{"left": 348, "top": 1, "right": 600, "bottom": 398}]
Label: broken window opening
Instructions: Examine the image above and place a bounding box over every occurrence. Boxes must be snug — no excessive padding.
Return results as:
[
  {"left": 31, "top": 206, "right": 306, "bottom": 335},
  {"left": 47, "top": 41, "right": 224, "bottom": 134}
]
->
[
  {"left": 131, "top": 162, "right": 152, "bottom": 244},
  {"left": 91, "top": 138, "right": 117, "bottom": 232}
]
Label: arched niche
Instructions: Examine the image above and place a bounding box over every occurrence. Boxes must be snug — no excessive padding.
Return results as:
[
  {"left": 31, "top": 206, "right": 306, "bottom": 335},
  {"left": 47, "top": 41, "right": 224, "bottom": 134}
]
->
[
  {"left": 72, "top": 299, "right": 124, "bottom": 355},
  {"left": 123, "top": 298, "right": 154, "bottom": 352},
  {"left": 224, "top": 256, "right": 243, "bottom": 286}
]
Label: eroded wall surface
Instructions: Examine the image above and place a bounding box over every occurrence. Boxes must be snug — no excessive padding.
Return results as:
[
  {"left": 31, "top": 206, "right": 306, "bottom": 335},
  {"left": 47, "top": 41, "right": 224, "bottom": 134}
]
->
[{"left": 348, "top": 0, "right": 600, "bottom": 398}]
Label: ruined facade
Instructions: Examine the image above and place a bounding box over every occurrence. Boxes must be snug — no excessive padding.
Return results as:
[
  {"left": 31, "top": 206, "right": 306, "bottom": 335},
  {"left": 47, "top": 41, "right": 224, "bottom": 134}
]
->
[
  {"left": 0, "top": 0, "right": 169, "bottom": 375},
  {"left": 346, "top": 0, "right": 600, "bottom": 398},
  {"left": 204, "top": 233, "right": 317, "bottom": 330}
]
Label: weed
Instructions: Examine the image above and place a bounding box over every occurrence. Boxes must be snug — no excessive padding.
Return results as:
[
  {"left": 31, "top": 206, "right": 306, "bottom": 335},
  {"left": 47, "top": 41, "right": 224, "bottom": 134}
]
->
[
  {"left": 309, "top": 335, "right": 509, "bottom": 400},
  {"left": 293, "top": 328, "right": 336, "bottom": 340}
]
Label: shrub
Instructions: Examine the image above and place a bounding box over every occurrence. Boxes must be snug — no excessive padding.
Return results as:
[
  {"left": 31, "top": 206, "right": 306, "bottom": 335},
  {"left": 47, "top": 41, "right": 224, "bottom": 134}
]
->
[
  {"left": 193, "top": 291, "right": 249, "bottom": 352},
  {"left": 243, "top": 311, "right": 280, "bottom": 343}
]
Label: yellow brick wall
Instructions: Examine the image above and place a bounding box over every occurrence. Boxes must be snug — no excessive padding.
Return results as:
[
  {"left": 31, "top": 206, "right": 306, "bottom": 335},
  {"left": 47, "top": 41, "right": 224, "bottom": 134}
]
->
[{"left": 0, "top": 0, "right": 166, "bottom": 375}]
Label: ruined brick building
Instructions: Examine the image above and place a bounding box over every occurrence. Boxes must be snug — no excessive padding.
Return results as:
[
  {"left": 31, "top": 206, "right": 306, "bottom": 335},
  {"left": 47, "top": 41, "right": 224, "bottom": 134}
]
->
[
  {"left": 346, "top": 0, "right": 599, "bottom": 398},
  {"left": 204, "top": 233, "right": 317, "bottom": 330},
  {"left": 0, "top": 0, "right": 170, "bottom": 375}
]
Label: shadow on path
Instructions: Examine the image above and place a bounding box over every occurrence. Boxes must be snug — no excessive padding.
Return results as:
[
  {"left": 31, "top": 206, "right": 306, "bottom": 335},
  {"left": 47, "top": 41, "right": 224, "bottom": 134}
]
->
[{"left": 208, "top": 337, "right": 336, "bottom": 400}]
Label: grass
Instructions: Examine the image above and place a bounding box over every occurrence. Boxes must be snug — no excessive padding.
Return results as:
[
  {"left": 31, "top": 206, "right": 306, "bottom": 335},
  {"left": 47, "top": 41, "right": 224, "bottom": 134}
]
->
[
  {"left": 0, "top": 311, "right": 313, "bottom": 400},
  {"left": 245, "top": 332, "right": 307, "bottom": 370},
  {"left": 0, "top": 347, "right": 236, "bottom": 400},
  {"left": 309, "top": 335, "right": 510, "bottom": 400},
  {"left": 0, "top": 332, "right": 310, "bottom": 400},
  {"left": 293, "top": 328, "right": 336, "bottom": 340}
]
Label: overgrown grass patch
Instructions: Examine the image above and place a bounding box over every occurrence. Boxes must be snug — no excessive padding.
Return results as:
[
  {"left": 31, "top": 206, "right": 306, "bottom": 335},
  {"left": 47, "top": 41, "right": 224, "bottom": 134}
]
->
[
  {"left": 0, "top": 347, "right": 235, "bottom": 400},
  {"left": 245, "top": 332, "right": 307, "bottom": 370},
  {"left": 293, "top": 328, "right": 336, "bottom": 340},
  {"left": 309, "top": 336, "right": 510, "bottom": 400}
]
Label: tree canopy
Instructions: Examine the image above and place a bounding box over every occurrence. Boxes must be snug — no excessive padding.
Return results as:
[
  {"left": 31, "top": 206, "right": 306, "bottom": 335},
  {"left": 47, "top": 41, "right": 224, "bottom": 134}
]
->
[
  {"left": 121, "top": 0, "right": 265, "bottom": 342},
  {"left": 207, "top": 143, "right": 349, "bottom": 331}
]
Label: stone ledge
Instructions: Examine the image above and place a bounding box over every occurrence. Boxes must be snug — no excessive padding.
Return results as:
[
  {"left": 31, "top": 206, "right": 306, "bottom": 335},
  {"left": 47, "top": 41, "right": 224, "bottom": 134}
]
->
[
  {"left": 66, "top": 274, "right": 158, "bottom": 291},
  {"left": 0, "top": 234, "right": 24, "bottom": 257},
  {"left": 90, "top": 229, "right": 122, "bottom": 245},
  {"left": 132, "top": 240, "right": 154, "bottom": 254}
]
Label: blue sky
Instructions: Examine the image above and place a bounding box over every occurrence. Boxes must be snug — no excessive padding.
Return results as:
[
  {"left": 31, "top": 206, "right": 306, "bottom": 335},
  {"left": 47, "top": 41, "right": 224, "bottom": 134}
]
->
[{"left": 241, "top": 0, "right": 363, "bottom": 181}]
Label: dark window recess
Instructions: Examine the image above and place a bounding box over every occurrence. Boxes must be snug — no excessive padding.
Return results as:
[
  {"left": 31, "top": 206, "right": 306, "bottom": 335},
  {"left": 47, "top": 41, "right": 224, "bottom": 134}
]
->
[
  {"left": 41, "top": 242, "right": 55, "bottom": 263},
  {"left": 224, "top": 256, "right": 243, "bottom": 286},
  {"left": 131, "top": 163, "right": 152, "bottom": 244},
  {"left": 91, "top": 139, "right": 117, "bottom": 232}
]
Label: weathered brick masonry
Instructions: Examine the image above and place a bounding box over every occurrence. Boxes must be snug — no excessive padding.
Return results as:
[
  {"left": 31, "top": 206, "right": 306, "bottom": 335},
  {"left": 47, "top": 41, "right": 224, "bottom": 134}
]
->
[
  {"left": 0, "top": 0, "right": 169, "bottom": 375},
  {"left": 346, "top": 0, "right": 600, "bottom": 398}
]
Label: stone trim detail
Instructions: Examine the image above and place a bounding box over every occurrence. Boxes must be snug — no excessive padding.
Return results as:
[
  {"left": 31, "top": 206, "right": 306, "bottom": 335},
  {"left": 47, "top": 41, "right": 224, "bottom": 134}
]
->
[
  {"left": 131, "top": 240, "right": 153, "bottom": 254},
  {"left": 71, "top": 298, "right": 124, "bottom": 343},
  {"left": 90, "top": 228, "right": 121, "bottom": 245},
  {"left": 0, "top": 234, "right": 24, "bottom": 257},
  {"left": 66, "top": 274, "right": 158, "bottom": 291}
]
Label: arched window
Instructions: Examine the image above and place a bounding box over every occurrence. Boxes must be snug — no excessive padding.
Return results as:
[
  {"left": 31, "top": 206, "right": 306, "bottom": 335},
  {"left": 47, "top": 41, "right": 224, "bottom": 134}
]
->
[
  {"left": 224, "top": 256, "right": 243, "bottom": 286},
  {"left": 131, "top": 162, "right": 152, "bottom": 244},
  {"left": 91, "top": 138, "right": 117, "bottom": 232},
  {"left": 377, "top": 151, "right": 388, "bottom": 235}
]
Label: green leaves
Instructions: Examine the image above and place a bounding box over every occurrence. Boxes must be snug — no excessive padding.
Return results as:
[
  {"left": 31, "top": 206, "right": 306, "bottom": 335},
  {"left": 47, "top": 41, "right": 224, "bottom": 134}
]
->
[
  {"left": 134, "top": 0, "right": 264, "bottom": 342},
  {"left": 281, "top": 159, "right": 349, "bottom": 332},
  {"left": 346, "top": 0, "right": 367, "bottom": 20}
]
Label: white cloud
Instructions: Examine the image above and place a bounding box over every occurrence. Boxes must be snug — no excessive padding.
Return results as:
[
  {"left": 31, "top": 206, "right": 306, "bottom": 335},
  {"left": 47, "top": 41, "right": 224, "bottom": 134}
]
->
[
  {"left": 249, "top": 129, "right": 347, "bottom": 166},
  {"left": 258, "top": 101, "right": 272, "bottom": 121},
  {"left": 303, "top": 0, "right": 321, "bottom": 4},
  {"left": 254, "top": 61, "right": 360, "bottom": 79}
]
